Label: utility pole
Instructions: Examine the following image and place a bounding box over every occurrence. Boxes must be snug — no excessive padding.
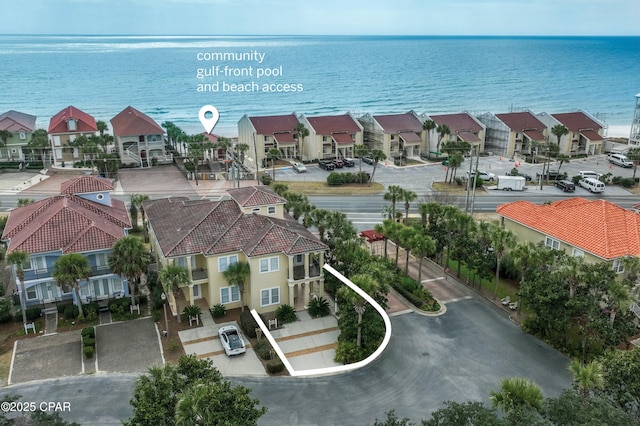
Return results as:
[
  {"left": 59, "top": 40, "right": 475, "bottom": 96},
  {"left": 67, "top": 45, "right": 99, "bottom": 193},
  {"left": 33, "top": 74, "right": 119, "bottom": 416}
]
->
[{"left": 470, "top": 144, "right": 481, "bottom": 216}]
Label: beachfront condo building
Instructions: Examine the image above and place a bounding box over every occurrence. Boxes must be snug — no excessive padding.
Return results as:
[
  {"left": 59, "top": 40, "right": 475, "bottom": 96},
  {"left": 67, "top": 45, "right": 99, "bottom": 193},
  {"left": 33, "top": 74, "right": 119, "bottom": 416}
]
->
[
  {"left": 536, "top": 111, "right": 605, "bottom": 156},
  {"left": 300, "top": 113, "right": 364, "bottom": 161},
  {"left": 358, "top": 111, "right": 426, "bottom": 161},
  {"left": 422, "top": 112, "right": 486, "bottom": 156},
  {"left": 237, "top": 113, "right": 302, "bottom": 168},
  {"left": 478, "top": 110, "right": 548, "bottom": 159}
]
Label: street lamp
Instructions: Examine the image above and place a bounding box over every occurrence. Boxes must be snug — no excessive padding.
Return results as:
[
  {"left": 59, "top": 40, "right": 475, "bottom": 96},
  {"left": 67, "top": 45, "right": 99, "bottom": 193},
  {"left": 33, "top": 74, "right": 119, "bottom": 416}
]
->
[{"left": 161, "top": 292, "right": 169, "bottom": 337}]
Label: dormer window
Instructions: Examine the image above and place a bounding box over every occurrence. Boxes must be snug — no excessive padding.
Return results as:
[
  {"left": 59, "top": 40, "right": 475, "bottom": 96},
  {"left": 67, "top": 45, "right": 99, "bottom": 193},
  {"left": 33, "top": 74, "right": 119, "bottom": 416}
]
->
[
  {"left": 267, "top": 206, "right": 276, "bottom": 215},
  {"left": 67, "top": 119, "right": 77, "bottom": 131}
]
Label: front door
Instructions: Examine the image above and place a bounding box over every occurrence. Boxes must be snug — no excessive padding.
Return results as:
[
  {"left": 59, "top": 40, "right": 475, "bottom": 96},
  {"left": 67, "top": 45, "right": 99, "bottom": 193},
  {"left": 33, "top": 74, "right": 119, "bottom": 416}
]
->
[{"left": 192, "top": 284, "right": 201, "bottom": 300}]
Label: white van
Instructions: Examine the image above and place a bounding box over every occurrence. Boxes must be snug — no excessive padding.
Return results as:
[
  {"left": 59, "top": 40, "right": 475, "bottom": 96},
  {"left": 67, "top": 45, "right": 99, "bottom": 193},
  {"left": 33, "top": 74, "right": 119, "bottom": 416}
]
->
[
  {"left": 578, "top": 170, "right": 601, "bottom": 180},
  {"left": 579, "top": 177, "right": 605, "bottom": 193},
  {"left": 607, "top": 153, "right": 634, "bottom": 168}
]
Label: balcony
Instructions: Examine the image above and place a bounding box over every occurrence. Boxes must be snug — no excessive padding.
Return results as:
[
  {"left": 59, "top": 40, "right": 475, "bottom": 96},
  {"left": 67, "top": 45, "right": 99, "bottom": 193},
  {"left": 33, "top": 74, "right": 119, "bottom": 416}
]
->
[
  {"left": 23, "top": 265, "right": 114, "bottom": 281},
  {"left": 191, "top": 268, "right": 208, "bottom": 281},
  {"left": 292, "top": 261, "right": 322, "bottom": 281}
]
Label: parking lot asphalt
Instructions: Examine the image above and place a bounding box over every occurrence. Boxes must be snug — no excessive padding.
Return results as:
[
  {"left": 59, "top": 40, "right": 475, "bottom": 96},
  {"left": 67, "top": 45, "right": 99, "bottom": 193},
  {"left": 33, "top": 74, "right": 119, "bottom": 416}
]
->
[{"left": 9, "top": 317, "right": 163, "bottom": 385}]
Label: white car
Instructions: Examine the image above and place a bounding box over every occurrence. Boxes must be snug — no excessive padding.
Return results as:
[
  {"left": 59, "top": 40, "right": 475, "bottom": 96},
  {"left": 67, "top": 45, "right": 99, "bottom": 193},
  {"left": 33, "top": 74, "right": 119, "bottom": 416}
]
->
[
  {"left": 218, "top": 325, "right": 246, "bottom": 356},
  {"left": 466, "top": 170, "right": 496, "bottom": 181},
  {"left": 292, "top": 162, "right": 307, "bottom": 173},
  {"left": 578, "top": 170, "right": 602, "bottom": 180}
]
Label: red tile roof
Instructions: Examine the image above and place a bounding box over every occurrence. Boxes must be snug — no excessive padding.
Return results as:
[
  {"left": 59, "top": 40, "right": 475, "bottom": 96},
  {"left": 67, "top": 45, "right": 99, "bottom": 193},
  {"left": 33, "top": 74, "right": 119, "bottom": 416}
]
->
[
  {"left": 60, "top": 176, "right": 114, "bottom": 195},
  {"left": 332, "top": 133, "right": 354, "bottom": 144},
  {"left": 48, "top": 106, "right": 98, "bottom": 134},
  {"left": 0, "top": 110, "right": 36, "bottom": 132},
  {"left": 495, "top": 112, "right": 546, "bottom": 134},
  {"left": 273, "top": 132, "right": 296, "bottom": 145},
  {"left": 399, "top": 132, "right": 422, "bottom": 143},
  {"left": 2, "top": 195, "right": 130, "bottom": 255},
  {"left": 429, "top": 113, "right": 483, "bottom": 136},
  {"left": 523, "top": 130, "right": 546, "bottom": 141},
  {"left": 306, "top": 114, "right": 361, "bottom": 135},
  {"left": 497, "top": 198, "right": 640, "bottom": 259},
  {"left": 579, "top": 129, "right": 603, "bottom": 141},
  {"left": 249, "top": 114, "right": 299, "bottom": 135},
  {"left": 111, "top": 106, "right": 164, "bottom": 136},
  {"left": 551, "top": 112, "right": 602, "bottom": 132},
  {"left": 144, "top": 194, "right": 327, "bottom": 258},
  {"left": 227, "top": 186, "right": 287, "bottom": 208},
  {"left": 373, "top": 112, "right": 423, "bottom": 134}
]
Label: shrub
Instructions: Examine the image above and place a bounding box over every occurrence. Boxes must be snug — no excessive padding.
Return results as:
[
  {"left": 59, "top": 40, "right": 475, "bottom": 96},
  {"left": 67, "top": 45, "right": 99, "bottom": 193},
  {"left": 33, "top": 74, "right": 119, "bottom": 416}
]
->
[
  {"left": 326, "top": 172, "right": 343, "bottom": 186},
  {"left": 152, "top": 309, "right": 161, "bottom": 322},
  {"left": 210, "top": 303, "right": 226, "bottom": 318},
  {"left": 611, "top": 175, "right": 622, "bottom": 184},
  {"left": 181, "top": 304, "right": 202, "bottom": 321},
  {"left": 168, "top": 340, "right": 179, "bottom": 352},
  {"left": 260, "top": 174, "right": 272, "bottom": 185},
  {"left": 240, "top": 310, "right": 260, "bottom": 338},
  {"left": 81, "top": 326, "right": 95, "bottom": 338},
  {"left": 136, "top": 294, "right": 148, "bottom": 305},
  {"left": 307, "top": 297, "right": 330, "bottom": 318},
  {"left": 83, "top": 346, "right": 94, "bottom": 358},
  {"left": 275, "top": 304, "right": 297, "bottom": 324},
  {"left": 0, "top": 298, "right": 13, "bottom": 323},
  {"left": 83, "top": 302, "right": 100, "bottom": 316},
  {"left": 253, "top": 339, "right": 273, "bottom": 360},
  {"left": 265, "top": 359, "right": 285, "bottom": 374},
  {"left": 83, "top": 337, "right": 95, "bottom": 348},
  {"left": 620, "top": 177, "right": 635, "bottom": 188},
  {"left": 64, "top": 304, "right": 79, "bottom": 319},
  {"left": 334, "top": 340, "right": 367, "bottom": 364},
  {"left": 25, "top": 307, "right": 42, "bottom": 321},
  {"left": 454, "top": 176, "right": 464, "bottom": 186},
  {"left": 57, "top": 303, "right": 71, "bottom": 314}
]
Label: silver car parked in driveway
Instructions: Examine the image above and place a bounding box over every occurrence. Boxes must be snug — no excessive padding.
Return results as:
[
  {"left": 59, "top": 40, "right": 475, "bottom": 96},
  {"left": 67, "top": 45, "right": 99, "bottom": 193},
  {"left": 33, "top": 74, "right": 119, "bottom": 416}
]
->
[{"left": 218, "top": 325, "right": 246, "bottom": 356}]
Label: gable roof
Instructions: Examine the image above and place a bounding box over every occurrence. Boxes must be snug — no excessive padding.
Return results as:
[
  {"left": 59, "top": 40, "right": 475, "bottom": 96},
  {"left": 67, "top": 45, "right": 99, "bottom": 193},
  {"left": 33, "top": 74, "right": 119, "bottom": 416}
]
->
[
  {"left": 249, "top": 114, "right": 299, "bottom": 135},
  {"left": 551, "top": 112, "right": 602, "bottom": 132},
  {"left": 306, "top": 114, "right": 361, "bottom": 135},
  {"left": 144, "top": 192, "right": 327, "bottom": 259},
  {"left": 60, "top": 176, "right": 114, "bottom": 195},
  {"left": 373, "top": 112, "right": 423, "bottom": 134},
  {"left": 497, "top": 198, "right": 640, "bottom": 260},
  {"left": 2, "top": 194, "right": 130, "bottom": 255},
  {"left": 495, "top": 112, "right": 546, "bottom": 133},
  {"left": 111, "top": 106, "right": 164, "bottom": 136},
  {"left": 429, "top": 113, "right": 484, "bottom": 139},
  {"left": 48, "top": 106, "right": 98, "bottom": 134},
  {"left": 227, "top": 186, "right": 287, "bottom": 208},
  {"left": 0, "top": 110, "right": 36, "bottom": 133}
]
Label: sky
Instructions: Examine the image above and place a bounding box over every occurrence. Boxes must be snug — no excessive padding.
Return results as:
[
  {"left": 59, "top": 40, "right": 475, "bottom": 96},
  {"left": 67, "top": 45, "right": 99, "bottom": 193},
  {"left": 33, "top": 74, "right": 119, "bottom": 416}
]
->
[{"left": 3, "top": 0, "right": 639, "bottom": 36}]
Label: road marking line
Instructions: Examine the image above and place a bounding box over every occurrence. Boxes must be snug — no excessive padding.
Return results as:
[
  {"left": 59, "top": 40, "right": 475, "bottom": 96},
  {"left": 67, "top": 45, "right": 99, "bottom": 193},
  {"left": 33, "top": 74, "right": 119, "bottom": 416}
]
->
[
  {"left": 442, "top": 296, "right": 474, "bottom": 304},
  {"left": 421, "top": 277, "right": 445, "bottom": 283}
]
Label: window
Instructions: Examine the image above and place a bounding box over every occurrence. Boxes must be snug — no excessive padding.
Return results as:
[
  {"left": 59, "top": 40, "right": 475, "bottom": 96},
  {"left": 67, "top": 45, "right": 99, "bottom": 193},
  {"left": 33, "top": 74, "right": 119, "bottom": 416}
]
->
[
  {"left": 53, "top": 136, "right": 61, "bottom": 147},
  {"left": 545, "top": 236, "right": 560, "bottom": 250},
  {"left": 26, "top": 286, "right": 37, "bottom": 300},
  {"left": 267, "top": 206, "right": 276, "bottom": 215},
  {"left": 67, "top": 119, "right": 77, "bottom": 131},
  {"left": 322, "top": 136, "right": 328, "bottom": 142},
  {"left": 390, "top": 134, "right": 395, "bottom": 140},
  {"left": 19, "top": 132, "right": 26, "bottom": 140},
  {"left": 30, "top": 257, "right": 46, "bottom": 272},
  {"left": 293, "top": 254, "right": 304, "bottom": 266},
  {"left": 220, "top": 286, "right": 240, "bottom": 304},
  {"left": 218, "top": 254, "right": 238, "bottom": 272},
  {"left": 572, "top": 248, "right": 584, "bottom": 257},
  {"left": 260, "top": 257, "right": 279, "bottom": 273},
  {"left": 264, "top": 135, "right": 270, "bottom": 142},
  {"left": 260, "top": 287, "right": 279, "bottom": 306},
  {"left": 612, "top": 258, "right": 625, "bottom": 274},
  {"left": 252, "top": 207, "right": 261, "bottom": 213},
  {"left": 113, "top": 280, "right": 124, "bottom": 293},
  {"left": 95, "top": 253, "right": 109, "bottom": 270}
]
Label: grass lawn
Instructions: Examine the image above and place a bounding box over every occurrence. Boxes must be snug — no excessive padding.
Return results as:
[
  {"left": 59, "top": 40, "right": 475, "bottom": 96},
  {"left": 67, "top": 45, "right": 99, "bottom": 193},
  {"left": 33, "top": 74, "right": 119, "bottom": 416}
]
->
[
  {"left": 447, "top": 259, "right": 519, "bottom": 301},
  {"left": 431, "top": 181, "right": 470, "bottom": 193},
  {"left": 278, "top": 181, "right": 384, "bottom": 196}
]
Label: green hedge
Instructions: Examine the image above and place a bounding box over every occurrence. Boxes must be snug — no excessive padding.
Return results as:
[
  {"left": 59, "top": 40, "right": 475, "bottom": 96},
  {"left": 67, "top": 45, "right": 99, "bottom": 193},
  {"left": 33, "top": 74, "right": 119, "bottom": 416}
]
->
[{"left": 326, "top": 171, "right": 370, "bottom": 185}]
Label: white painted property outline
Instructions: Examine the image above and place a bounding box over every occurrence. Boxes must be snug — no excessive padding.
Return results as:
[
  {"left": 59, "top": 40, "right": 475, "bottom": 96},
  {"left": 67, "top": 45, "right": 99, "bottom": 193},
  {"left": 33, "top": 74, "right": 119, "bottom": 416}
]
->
[{"left": 251, "top": 263, "right": 392, "bottom": 377}]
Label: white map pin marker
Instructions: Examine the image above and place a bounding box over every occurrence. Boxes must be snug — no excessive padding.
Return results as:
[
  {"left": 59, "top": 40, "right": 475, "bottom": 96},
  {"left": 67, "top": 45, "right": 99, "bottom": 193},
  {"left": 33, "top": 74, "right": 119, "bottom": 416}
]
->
[{"left": 199, "top": 105, "right": 219, "bottom": 134}]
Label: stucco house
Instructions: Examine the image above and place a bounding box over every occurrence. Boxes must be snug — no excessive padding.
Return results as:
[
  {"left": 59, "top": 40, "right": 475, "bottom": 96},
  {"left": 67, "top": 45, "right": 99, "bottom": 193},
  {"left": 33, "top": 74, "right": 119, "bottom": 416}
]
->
[
  {"left": 497, "top": 198, "right": 640, "bottom": 273},
  {"left": 1, "top": 176, "right": 132, "bottom": 308},
  {"left": 111, "top": 106, "right": 171, "bottom": 167},
  {"left": 0, "top": 110, "right": 37, "bottom": 162},
  {"left": 536, "top": 111, "right": 605, "bottom": 156},
  {"left": 300, "top": 113, "right": 364, "bottom": 161},
  {"left": 358, "top": 112, "right": 425, "bottom": 160},
  {"left": 424, "top": 112, "right": 486, "bottom": 154},
  {"left": 477, "top": 111, "right": 547, "bottom": 158},
  {"left": 48, "top": 106, "right": 98, "bottom": 167},
  {"left": 144, "top": 186, "right": 328, "bottom": 315},
  {"left": 237, "top": 113, "right": 301, "bottom": 168}
]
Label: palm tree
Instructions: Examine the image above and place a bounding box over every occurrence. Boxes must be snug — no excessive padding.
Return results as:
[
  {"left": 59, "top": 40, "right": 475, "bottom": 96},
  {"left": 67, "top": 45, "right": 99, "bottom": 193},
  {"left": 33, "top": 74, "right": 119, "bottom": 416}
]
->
[
  {"left": 368, "top": 149, "right": 386, "bottom": 187},
  {"left": 435, "top": 124, "right": 450, "bottom": 153},
  {"left": 490, "top": 225, "right": 517, "bottom": 299},
  {"left": 267, "top": 148, "right": 281, "bottom": 179},
  {"left": 490, "top": 377, "right": 544, "bottom": 414},
  {"left": 6, "top": 250, "right": 30, "bottom": 325},
  {"left": 401, "top": 189, "right": 417, "bottom": 223},
  {"left": 108, "top": 236, "right": 151, "bottom": 307},
  {"left": 354, "top": 144, "right": 369, "bottom": 182},
  {"left": 130, "top": 194, "right": 151, "bottom": 227},
  {"left": 411, "top": 233, "right": 436, "bottom": 283},
  {"left": 422, "top": 119, "right": 436, "bottom": 154},
  {"left": 626, "top": 147, "right": 640, "bottom": 183},
  {"left": 28, "top": 129, "right": 49, "bottom": 162},
  {"left": 0, "top": 129, "right": 11, "bottom": 159},
  {"left": 294, "top": 122, "right": 309, "bottom": 160},
  {"left": 383, "top": 185, "right": 404, "bottom": 220},
  {"left": 336, "top": 274, "right": 379, "bottom": 348},
  {"left": 159, "top": 265, "right": 190, "bottom": 323},
  {"left": 569, "top": 359, "right": 603, "bottom": 398},
  {"left": 53, "top": 253, "right": 92, "bottom": 320},
  {"left": 373, "top": 219, "right": 394, "bottom": 260},
  {"left": 236, "top": 143, "right": 250, "bottom": 164},
  {"left": 96, "top": 120, "right": 108, "bottom": 138},
  {"left": 551, "top": 124, "right": 569, "bottom": 150},
  {"left": 398, "top": 226, "right": 416, "bottom": 275},
  {"left": 303, "top": 208, "right": 331, "bottom": 241},
  {"left": 222, "top": 261, "right": 250, "bottom": 312}
]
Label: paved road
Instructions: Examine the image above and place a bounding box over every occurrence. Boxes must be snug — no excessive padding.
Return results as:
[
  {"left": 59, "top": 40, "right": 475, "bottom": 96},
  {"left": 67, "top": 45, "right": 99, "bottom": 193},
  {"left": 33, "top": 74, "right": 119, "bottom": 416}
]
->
[{"left": 0, "top": 300, "right": 572, "bottom": 425}]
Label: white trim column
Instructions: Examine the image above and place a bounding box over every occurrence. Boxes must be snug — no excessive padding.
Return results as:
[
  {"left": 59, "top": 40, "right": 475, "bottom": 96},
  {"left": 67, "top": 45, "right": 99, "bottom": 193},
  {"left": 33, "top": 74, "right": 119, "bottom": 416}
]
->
[{"left": 288, "top": 282, "right": 295, "bottom": 306}]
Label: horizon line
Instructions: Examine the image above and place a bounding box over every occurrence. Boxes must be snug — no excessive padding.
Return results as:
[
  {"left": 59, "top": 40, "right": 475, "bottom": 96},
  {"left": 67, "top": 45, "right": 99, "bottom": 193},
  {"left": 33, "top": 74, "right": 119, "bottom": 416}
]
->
[{"left": 1, "top": 33, "right": 639, "bottom": 38}]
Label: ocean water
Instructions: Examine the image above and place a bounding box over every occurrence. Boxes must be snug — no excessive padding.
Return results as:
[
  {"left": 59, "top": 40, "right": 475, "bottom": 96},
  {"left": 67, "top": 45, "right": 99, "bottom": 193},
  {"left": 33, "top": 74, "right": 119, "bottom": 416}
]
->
[{"left": 0, "top": 35, "right": 638, "bottom": 137}]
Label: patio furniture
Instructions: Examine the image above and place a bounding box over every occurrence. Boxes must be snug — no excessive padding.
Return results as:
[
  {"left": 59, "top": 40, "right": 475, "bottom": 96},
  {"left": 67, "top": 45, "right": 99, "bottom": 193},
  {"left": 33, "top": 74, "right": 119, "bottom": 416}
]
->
[
  {"left": 501, "top": 296, "right": 510, "bottom": 305},
  {"left": 509, "top": 301, "right": 519, "bottom": 310}
]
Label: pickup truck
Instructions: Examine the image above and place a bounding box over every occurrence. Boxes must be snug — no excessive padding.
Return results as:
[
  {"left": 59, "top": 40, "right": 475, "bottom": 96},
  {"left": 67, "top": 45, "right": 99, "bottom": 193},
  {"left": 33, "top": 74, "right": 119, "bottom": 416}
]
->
[{"left": 536, "top": 170, "right": 563, "bottom": 181}]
